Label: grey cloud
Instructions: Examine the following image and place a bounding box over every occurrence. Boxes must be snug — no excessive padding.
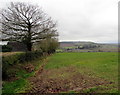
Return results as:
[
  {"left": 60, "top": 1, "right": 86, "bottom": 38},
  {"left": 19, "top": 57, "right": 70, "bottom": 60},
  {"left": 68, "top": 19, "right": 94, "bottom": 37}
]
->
[{"left": 0, "top": 0, "right": 118, "bottom": 43}]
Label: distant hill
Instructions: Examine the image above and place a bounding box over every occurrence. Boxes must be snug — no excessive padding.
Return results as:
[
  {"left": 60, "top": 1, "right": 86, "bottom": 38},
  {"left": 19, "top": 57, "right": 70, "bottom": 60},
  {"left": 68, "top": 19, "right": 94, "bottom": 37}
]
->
[
  {"left": 59, "top": 41, "right": 97, "bottom": 47},
  {"left": 60, "top": 41, "right": 95, "bottom": 44},
  {"left": 59, "top": 41, "right": 118, "bottom": 52}
]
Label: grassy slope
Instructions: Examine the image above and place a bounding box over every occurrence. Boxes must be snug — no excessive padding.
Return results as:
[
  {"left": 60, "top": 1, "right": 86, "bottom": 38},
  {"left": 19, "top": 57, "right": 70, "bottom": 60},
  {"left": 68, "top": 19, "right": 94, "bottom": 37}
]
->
[
  {"left": 2, "top": 56, "right": 45, "bottom": 94},
  {"left": 45, "top": 52, "right": 118, "bottom": 93}
]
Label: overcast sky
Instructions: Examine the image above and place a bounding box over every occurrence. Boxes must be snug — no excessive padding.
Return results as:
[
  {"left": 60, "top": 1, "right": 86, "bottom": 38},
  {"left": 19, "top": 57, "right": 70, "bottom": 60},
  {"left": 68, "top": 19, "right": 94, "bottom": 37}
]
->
[{"left": 0, "top": 0, "right": 119, "bottom": 43}]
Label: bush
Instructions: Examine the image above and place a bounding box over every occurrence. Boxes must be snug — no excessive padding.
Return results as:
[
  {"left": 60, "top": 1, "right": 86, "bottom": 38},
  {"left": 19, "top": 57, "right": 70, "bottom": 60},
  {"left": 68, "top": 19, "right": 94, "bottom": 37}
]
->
[
  {"left": 2, "top": 51, "right": 43, "bottom": 80},
  {"left": 2, "top": 45, "right": 12, "bottom": 52},
  {"left": 19, "top": 51, "right": 43, "bottom": 62},
  {"left": 36, "top": 38, "right": 59, "bottom": 54}
]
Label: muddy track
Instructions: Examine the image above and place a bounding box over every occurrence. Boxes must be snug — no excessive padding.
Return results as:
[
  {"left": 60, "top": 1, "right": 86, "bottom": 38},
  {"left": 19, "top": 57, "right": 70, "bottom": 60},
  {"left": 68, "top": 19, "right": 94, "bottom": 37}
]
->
[
  {"left": 26, "top": 58, "right": 115, "bottom": 93},
  {"left": 34, "top": 58, "right": 48, "bottom": 76}
]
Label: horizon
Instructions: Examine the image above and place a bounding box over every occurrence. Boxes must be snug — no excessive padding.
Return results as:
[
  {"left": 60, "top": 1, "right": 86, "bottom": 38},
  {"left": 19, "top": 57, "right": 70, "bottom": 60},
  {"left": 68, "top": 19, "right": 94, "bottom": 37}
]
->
[{"left": 0, "top": 40, "right": 118, "bottom": 45}]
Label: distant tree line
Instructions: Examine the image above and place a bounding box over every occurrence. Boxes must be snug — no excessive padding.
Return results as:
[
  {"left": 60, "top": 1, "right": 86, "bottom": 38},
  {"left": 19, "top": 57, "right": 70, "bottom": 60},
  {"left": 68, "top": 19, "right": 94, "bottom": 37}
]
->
[{"left": 76, "top": 44, "right": 100, "bottom": 49}]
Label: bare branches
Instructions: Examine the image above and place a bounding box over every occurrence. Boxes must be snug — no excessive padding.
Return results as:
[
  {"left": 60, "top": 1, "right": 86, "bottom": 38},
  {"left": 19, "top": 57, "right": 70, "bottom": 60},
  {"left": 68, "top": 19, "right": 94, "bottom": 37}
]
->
[{"left": 1, "top": 2, "right": 58, "bottom": 51}]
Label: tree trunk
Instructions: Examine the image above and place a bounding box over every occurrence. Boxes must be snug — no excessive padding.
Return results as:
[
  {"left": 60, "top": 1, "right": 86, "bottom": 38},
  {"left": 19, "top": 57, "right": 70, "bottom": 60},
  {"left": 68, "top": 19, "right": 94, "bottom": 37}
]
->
[
  {"left": 27, "top": 43, "right": 32, "bottom": 51},
  {"left": 27, "top": 24, "right": 32, "bottom": 51}
]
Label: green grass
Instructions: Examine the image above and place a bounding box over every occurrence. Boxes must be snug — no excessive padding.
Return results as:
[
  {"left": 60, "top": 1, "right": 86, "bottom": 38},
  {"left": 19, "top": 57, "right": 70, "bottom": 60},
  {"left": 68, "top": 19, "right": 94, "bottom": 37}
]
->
[
  {"left": 80, "top": 84, "right": 119, "bottom": 93},
  {"left": 2, "top": 79, "right": 29, "bottom": 93},
  {"left": 2, "top": 68, "right": 33, "bottom": 94},
  {"left": 64, "top": 47, "right": 76, "bottom": 49},
  {"left": 2, "top": 52, "right": 118, "bottom": 93},
  {"left": 2, "top": 56, "right": 46, "bottom": 94},
  {"left": 45, "top": 52, "right": 118, "bottom": 93},
  {"left": 56, "top": 49, "right": 63, "bottom": 52}
]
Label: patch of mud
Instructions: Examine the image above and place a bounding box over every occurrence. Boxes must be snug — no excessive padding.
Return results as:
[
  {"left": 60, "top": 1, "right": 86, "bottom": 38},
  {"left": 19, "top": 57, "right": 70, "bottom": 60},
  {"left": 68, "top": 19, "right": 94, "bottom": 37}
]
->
[{"left": 27, "top": 66, "right": 114, "bottom": 93}]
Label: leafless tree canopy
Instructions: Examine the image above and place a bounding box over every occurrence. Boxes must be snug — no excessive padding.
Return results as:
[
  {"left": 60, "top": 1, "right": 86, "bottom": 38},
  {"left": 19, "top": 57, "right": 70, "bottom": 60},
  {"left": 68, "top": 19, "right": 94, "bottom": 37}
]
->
[{"left": 1, "top": 2, "right": 58, "bottom": 51}]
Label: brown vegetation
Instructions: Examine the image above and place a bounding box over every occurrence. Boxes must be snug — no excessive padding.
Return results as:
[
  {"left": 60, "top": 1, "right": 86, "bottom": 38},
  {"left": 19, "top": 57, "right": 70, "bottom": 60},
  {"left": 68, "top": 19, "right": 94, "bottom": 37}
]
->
[{"left": 27, "top": 65, "right": 114, "bottom": 93}]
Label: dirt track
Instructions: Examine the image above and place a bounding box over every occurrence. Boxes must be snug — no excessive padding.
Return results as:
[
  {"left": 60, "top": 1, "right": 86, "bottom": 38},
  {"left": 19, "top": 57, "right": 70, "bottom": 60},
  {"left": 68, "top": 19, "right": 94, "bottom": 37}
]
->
[{"left": 26, "top": 59, "right": 114, "bottom": 93}]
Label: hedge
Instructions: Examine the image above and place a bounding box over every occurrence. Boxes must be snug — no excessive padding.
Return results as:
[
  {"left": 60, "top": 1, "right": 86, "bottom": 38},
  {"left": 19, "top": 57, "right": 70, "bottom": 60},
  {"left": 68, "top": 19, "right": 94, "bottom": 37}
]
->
[
  {"left": 2, "top": 51, "right": 43, "bottom": 79},
  {"left": 2, "top": 45, "right": 12, "bottom": 52}
]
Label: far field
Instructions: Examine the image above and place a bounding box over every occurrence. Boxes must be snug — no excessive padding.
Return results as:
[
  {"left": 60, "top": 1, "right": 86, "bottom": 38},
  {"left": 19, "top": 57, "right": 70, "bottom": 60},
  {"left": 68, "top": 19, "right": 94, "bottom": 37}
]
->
[
  {"left": 59, "top": 41, "right": 118, "bottom": 52},
  {"left": 29, "top": 52, "right": 118, "bottom": 93}
]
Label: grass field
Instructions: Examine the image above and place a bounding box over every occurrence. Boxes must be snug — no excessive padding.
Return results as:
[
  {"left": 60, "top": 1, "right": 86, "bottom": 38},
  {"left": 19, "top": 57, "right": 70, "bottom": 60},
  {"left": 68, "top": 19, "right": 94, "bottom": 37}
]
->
[
  {"left": 30, "top": 52, "right": 118, "bottom": 93},
  {"left": 2, "top": 52, "right": 119, "bottom": 93},
  {"left": 45, "top": 52, "right": 118, "bottom": 80}
]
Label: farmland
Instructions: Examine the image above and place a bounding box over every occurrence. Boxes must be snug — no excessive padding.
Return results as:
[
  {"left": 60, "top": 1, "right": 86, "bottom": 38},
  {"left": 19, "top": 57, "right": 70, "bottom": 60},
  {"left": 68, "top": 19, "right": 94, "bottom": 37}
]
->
[
  {"left": 59, "top": 41, "right": 118, "bottom": 52},
  {"left": 1, "top": 49, "right": 119, "bottom": 94},
  {"left": 28, "top": 52, "right": 118, "bottom": 93},
  {"left": 1, "top": 1, "right": 119, "bottom": 94}
]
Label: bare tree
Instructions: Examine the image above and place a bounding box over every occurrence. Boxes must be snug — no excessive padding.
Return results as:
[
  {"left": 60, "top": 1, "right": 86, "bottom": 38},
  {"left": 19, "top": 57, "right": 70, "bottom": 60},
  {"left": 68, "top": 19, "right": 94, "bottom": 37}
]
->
[{"left": 1, "top": 2, "right": 58, "bottom": 51}]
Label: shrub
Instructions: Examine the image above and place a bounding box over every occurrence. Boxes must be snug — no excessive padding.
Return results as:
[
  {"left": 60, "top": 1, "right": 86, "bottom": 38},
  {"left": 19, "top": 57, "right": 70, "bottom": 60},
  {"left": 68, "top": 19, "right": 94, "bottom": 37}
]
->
[
  {"left": 2, "top": 51, "right": 43, "bottom": 80},
  {"left": 35, "top": 38, "right": 59, "bottom": 54},
  {"left": 19, "top": 51, "right": 43, "bottom": 62},
  {"left": 2, "top": 45, "right": 12, "bottom": 52}
]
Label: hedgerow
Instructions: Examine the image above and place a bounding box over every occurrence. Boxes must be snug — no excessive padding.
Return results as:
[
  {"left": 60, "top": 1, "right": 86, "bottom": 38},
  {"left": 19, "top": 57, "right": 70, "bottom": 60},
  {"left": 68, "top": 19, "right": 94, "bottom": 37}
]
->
[{"left": 2, "top": 51, "right": 43, "bottom": 79}]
